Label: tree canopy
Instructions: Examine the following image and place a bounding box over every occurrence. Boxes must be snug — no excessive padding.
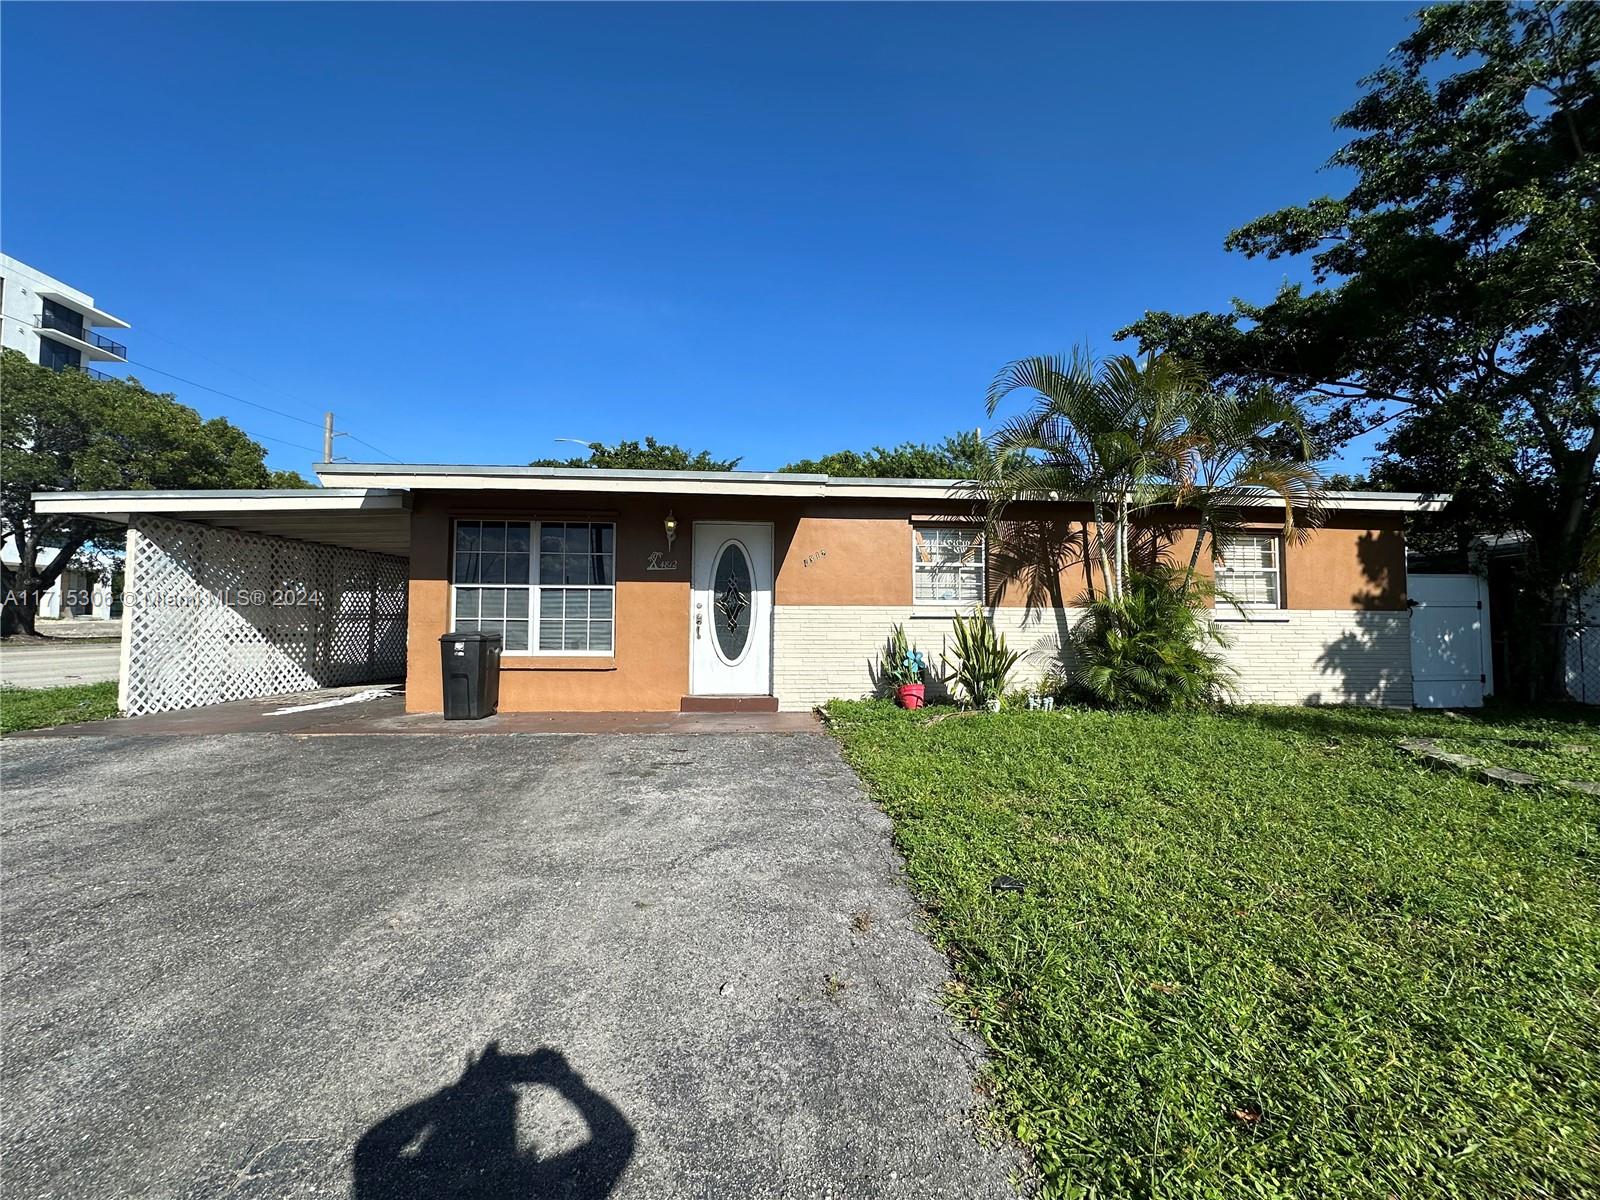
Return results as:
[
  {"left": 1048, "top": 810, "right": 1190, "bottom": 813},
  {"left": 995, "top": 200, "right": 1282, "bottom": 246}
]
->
[
  {"left": 1, "top": 351, "right": 310, "bottom": 633},
  {"left": 1118, "top": 0, "right": 1598, "bottom": 694},
  {"left": 529, "top": 437, "right": 741, "bottom": 472},
  {"left": 779, "top": 431, "right": 989, "bottom": 478}
]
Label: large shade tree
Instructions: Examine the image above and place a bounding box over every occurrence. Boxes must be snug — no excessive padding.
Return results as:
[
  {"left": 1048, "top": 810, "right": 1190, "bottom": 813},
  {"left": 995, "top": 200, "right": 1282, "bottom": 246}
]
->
[
  {"left": 1, "top": 351, "right": 308, "bottom": 635},
  {"left": 1120, "top": 1, "right": 1599, "bottom": 697},
  {"left": 780, "top": 431, "right": 990, "bottom": 479},
  {"left": 529, "top": 437, "right": 741, "bottom": 471}
]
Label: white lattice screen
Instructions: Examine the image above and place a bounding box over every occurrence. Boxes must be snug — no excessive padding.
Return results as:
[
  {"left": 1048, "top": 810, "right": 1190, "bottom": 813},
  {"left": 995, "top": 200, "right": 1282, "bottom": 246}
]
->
[{"left": 120, "top": 516, "right": 409, "bottom": 716}]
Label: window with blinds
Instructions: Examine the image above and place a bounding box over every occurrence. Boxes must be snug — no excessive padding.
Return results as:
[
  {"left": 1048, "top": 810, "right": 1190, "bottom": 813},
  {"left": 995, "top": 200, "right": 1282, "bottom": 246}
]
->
[
  {"left": 452, "top": 519, "right": 616, "bottom": 653},
  {"left": 1215, "top": 533, "right": 1283, "bottom": 608},
  {"left": 913, "top": 525, "right": 985, "bottom": 605}
]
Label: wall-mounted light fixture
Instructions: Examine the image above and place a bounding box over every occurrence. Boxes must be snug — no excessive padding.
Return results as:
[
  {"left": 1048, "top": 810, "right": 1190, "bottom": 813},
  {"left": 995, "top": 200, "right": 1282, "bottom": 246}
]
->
[{"left": 664, "top": 510, "right": 678, "bottom": 550}]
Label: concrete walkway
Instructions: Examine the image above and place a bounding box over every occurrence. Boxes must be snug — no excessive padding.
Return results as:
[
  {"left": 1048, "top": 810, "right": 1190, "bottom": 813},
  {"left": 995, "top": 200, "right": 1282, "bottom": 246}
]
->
[{"left": 2, "top": 729, "right": 1020, "bottom": 1199}]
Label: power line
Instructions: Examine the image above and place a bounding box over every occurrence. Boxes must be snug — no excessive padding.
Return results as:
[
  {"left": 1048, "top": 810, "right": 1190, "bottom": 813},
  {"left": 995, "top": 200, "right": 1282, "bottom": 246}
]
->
[
  {"left": 253, "top": 432, "right": 322, "bottom": 454},
  {"left": 344, "top": 434, "right": 400, "bottom": 462},
  {"left": 122, "top": 358, "right": 404, "bottom": 462},
  {"left": 123, "top": 358, "right": 326, "bottom": 429},
  {"left": 135, "top": 326, "right": 404, "bottom": 462},
  {"left": 136, "top": 325, "right": 320, "bottom": 409}
]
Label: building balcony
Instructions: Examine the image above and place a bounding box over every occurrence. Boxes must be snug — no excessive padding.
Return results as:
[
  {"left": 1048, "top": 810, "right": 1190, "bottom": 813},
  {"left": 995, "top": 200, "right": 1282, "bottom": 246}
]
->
[
  {"left": 36, "top": 310, "right": 127, "bottom": 362},
  {"left": 86, "top": 328, "right": 128, "bottom": 358}
]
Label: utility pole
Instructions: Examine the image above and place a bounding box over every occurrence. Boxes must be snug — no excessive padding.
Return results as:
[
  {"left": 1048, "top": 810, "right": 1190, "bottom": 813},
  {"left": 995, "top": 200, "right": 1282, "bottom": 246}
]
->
[{"left": 323, "top": 413, "right": 349, "bottom": 462}]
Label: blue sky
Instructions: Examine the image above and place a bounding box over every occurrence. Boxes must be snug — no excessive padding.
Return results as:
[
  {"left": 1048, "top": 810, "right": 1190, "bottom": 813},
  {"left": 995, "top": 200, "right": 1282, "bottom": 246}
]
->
[{"left": 3, "top": 2, "right": 1417, "bottom": 476}]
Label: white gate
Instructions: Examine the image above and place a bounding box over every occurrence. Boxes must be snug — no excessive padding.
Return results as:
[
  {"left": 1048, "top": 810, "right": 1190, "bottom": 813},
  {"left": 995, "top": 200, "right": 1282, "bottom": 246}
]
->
[
  {"left": 1565, "top": 582, "right": 1600, "bottom": 704},
  {"left": 1409, "top": 573, "right": 1492, "bottom": 708}
]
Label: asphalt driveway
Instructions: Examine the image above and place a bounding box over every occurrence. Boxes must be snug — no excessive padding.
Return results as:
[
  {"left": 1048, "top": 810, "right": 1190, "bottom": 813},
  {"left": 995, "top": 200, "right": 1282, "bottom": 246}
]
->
[{"left": 1, "top": 731, "right": 1018, "bottom": 1199}]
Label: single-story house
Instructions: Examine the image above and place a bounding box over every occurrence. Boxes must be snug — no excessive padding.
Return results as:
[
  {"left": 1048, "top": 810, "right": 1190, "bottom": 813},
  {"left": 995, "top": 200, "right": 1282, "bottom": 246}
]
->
[
  {"left": 0, "top": 543, "right": 115, "bottom": 621},
  {"left": 34, "top": 463, "right": 1444, "bottom": 716}
]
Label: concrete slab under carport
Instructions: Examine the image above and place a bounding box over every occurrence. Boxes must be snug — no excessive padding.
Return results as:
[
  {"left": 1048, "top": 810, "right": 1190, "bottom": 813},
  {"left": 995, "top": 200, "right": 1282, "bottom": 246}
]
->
[{"left": 12, "top": 683, "right": 822, "bottom": 738}]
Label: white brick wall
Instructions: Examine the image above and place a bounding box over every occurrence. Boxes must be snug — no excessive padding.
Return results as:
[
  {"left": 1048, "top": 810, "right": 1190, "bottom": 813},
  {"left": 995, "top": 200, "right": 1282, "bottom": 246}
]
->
[
  {"left": 772, "top": 605, "right": 1413, "bottom": 710},
  {"left": 1216, "top": 610, "right": 1412, "bottom": 708},
  {"left": 772, "top": 606, "right": 1070, "bottom": 710}
]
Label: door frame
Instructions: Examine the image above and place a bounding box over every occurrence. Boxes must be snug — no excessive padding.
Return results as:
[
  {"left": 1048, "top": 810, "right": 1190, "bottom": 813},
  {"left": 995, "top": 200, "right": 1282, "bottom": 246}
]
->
[{"left": 689, "top": 521, "right": 775, "bottom": 697}]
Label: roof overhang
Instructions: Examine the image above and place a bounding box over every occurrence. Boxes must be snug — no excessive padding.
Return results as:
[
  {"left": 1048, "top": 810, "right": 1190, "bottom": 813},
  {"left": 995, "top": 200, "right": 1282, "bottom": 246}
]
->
[
  {"left": 32, "top": 489, "right": 412, "bottom": 556},
  {"left": 35, "top": 290, "right": 130, "bottom": 329},
  {"left": 312, "top": 462, "right": 1449, "bottom": 512}
]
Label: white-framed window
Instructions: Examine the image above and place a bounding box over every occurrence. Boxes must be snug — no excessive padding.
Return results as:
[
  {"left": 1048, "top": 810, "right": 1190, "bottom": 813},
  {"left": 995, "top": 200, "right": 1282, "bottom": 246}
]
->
[
  {"left": 1215, "top": 533, "right": 1282, "bottom": 609},
  {"left": 452, "top": 519, "right": 616, "bottom": 654},
  {"left": 913, "top": 524, "right": 985, "bottom": 605}
]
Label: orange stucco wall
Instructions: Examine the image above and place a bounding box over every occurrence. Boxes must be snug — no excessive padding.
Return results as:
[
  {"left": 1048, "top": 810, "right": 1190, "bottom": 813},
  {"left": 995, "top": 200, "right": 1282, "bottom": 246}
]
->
[{"left": 405, "top": 490, "right": 1409, "bottom": 712}]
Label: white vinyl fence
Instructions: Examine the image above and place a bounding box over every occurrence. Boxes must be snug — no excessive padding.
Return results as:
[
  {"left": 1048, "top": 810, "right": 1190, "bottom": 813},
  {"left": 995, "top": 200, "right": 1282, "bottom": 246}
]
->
[
  {"left": 1408, "top": 573, "right": 1492, "bottom": 708},
  {"left": 119, "top": 516, "right": 407, "bottom": 716},
  {"left": 1565, "top": 582, "right": 1600, "bottom": 704}
]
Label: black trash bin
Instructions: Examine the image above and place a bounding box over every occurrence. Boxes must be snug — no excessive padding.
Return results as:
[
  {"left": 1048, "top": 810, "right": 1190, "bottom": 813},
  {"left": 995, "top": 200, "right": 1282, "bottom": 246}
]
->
[{"left": 441, "top": 631, "right": 502, "bottom": 720}]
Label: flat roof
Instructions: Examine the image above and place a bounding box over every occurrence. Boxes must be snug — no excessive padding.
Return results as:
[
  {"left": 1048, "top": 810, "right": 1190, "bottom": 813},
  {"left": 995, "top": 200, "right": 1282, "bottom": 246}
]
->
[
  {"left": 29, "top": 472, "right": 1447, "bottom": 560},
  {"left": 311, "top": 461, "right": 1448, "bottom": 511},
  {"left": 35, "top": 290, "right": 131, "bottom": 330},
  {"left": 33, "top": 488, "right": 411, "bottom": 556}
]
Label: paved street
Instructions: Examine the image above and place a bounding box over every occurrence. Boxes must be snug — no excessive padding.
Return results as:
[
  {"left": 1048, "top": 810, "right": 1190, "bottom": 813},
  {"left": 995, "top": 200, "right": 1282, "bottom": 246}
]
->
[
  {"left": 0, "top": 639, "right": 120, "bottom": 689},
  {"left": 2, "top": 729, "right": 1019, "bottom": 1199}
]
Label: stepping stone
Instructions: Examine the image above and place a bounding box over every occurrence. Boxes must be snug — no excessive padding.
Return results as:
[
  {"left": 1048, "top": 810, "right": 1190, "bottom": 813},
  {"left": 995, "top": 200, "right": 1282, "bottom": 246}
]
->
[
  {"left": 1560, "top": 780, "right": 1600, "bottom": 796},
  {"left": 1477, "top": 766, "right": 1540, "bottom": 789},
  {"left": 1400, "top": 740, "right": 1484, "bottom": 771},
  {"left": 1430, "top": 750, "right": 1486, "bottom": 770},
  {"left": 1558, "top": 744, "right": 1591, "bottom": 754}
]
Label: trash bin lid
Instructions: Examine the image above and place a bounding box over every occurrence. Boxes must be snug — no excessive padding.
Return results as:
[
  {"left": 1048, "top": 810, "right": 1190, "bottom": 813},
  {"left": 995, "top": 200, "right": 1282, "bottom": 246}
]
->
[{"left": 440, "top": 630, "right": 503, "bottom": 643}]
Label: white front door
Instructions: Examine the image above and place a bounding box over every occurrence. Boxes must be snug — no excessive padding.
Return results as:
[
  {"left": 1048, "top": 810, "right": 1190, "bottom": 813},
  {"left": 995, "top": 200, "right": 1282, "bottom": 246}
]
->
[{"left": 691, "top": 522, "right": 773, "bottom": 696}]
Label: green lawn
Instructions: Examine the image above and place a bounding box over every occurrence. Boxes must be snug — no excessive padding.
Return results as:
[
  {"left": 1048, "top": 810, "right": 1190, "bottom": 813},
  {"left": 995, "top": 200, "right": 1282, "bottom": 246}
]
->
[
  {"left": 825, "top": 700, "right": 1600, "bottom": 1198},
  {"left": 0, "top": 681, "right": 119, "bottom": 735}
]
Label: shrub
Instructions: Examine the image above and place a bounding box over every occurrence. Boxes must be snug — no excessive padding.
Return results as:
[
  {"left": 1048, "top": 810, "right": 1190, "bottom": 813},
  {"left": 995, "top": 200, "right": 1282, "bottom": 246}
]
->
[
  {"left": 942, "top": 610, "right": 1022, "bottom": 708},
  {"left": 1070, "top": 567, "right": 1233, "bottom": 709}
]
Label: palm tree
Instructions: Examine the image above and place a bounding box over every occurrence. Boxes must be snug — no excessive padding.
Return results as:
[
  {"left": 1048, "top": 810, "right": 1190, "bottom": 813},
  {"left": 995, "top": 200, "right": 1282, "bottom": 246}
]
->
[
  {"left": 1176, "top": 385, "right": 1327, "bottom": 587},
  {"left": 982, "top": 350, "right": 1203, "bottom": 599}
]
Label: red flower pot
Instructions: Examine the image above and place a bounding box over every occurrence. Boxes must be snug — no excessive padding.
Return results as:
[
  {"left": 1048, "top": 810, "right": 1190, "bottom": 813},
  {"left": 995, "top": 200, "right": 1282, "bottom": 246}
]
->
[{"left": 896, "top": 683, "right": 925, "bottom": 709}]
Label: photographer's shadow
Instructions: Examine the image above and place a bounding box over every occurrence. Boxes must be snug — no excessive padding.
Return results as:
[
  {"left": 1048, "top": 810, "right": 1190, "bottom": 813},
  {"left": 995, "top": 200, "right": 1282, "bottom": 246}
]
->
[{"left": 352, "top": 1043, "right": 635, "bottom": 1200}]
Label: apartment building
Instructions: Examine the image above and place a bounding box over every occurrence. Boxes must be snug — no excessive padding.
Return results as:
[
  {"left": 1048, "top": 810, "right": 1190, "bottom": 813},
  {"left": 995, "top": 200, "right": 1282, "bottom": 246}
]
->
[{"left": 0, "top": 253, "right": 129, "bottom": 378}]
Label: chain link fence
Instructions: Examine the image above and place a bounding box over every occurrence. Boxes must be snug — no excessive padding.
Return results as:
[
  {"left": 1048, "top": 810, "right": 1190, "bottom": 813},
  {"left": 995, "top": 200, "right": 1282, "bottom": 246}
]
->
[{"left": 1564, "top": 620, "right": 1600, "bottom": 704}]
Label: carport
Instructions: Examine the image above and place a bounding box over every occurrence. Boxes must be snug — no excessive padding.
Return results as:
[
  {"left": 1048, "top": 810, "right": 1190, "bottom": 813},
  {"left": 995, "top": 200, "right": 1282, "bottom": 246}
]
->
[{"left": 34, "top": 489, "right": 411, "bottom": 715}]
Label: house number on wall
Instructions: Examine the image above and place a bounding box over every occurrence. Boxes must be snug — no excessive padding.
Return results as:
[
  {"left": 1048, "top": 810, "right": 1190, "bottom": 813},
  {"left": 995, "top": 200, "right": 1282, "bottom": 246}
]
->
[
  {"left": 646, "top": 552, "right": 679, "bottom": 571},
  {"left": 803, "top": 549, "right": 828, "bottom": 568}
]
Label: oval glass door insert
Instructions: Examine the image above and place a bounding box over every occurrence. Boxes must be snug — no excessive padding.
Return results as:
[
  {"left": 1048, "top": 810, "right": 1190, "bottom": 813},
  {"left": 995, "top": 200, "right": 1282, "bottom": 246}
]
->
[{"left": 712, "top": 542, "right": 753, "bottom": 662}]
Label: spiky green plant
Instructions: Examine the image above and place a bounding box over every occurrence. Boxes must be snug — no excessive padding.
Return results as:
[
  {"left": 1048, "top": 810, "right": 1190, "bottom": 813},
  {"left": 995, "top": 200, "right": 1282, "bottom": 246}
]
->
[
  {"left": 878, "top": 623, "right": 928, "bottom": 691},
  {"left": 941, "top": 611, "right": 1022, "bottom": 709}
]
